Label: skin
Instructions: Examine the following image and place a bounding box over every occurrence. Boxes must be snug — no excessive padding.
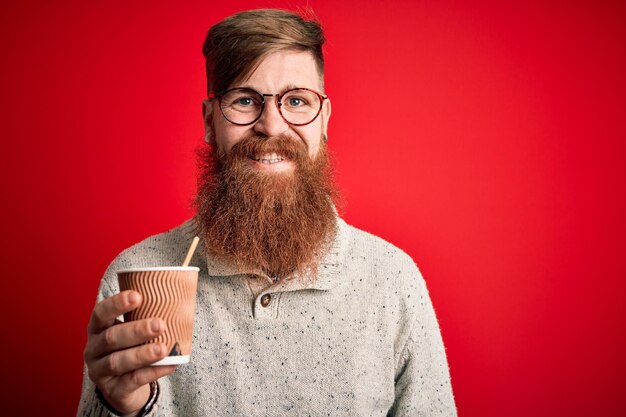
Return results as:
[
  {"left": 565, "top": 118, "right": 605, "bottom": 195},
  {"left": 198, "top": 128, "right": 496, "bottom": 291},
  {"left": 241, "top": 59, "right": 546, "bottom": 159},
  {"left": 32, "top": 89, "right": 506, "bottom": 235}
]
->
[
  {"left": 202, "top": 50, "right": 332, "bottom": 169},
  {"left": 85, "top": 49, "right": 330, "bottom": 416},
  {"left": 83, "top": 291, "right": 176, "bottom": 416}
]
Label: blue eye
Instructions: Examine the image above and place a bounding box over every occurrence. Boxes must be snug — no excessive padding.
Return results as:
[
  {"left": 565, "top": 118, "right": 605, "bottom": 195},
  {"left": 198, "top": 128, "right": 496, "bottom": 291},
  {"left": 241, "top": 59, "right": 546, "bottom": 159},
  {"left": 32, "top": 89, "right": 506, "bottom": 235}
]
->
[
  {"left": 237, "top": 97, "right": 254, "bottom": 106},
  {"left": 288, "top": 97, "right": 303, "bottom": 106}
]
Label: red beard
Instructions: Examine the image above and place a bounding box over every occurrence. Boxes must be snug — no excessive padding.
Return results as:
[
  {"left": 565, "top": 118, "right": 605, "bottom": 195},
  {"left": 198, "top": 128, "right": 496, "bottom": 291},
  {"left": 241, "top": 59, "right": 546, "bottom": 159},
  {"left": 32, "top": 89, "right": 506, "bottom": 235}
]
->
[{"left": 193, "top": 134, "right": 338, "bottom": 278}]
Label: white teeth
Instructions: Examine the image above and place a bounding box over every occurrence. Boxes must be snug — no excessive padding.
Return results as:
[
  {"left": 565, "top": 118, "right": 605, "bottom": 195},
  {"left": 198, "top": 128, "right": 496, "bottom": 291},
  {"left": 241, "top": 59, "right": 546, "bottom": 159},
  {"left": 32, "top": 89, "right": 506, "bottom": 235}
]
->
[{"left": 253, "top": 153, "right": 284, "bottom": 164}]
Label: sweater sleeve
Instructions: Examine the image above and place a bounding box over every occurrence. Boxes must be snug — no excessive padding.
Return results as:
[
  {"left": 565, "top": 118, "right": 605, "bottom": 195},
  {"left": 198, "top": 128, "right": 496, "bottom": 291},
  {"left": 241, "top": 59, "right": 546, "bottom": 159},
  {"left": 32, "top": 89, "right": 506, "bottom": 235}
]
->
[
  {"left": 76, "top": 378, "right": 118, "bottom": 417},
  {"left": 388, "top": 276, "right": 457, "bottom": 416}
]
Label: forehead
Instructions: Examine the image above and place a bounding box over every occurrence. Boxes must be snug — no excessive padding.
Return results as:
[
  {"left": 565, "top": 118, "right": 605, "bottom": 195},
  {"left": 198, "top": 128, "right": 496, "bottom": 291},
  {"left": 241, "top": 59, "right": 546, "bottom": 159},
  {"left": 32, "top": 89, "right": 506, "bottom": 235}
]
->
[{"left": 237, "top": 50, "right": 323, "bottom": 92}]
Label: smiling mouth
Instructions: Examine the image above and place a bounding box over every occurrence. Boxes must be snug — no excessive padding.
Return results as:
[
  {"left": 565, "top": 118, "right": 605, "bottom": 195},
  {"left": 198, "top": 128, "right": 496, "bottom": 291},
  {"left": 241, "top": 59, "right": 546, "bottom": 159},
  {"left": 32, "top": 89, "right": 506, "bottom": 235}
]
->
[{"left": 250, "top": 152, "right": 286, "bottom": 164}]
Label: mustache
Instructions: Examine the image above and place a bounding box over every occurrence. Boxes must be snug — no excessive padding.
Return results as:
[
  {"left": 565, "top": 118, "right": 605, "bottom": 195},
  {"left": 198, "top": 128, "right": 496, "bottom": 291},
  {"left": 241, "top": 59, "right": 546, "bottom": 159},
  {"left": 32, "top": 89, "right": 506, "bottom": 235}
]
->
[{"left": 223, "top": 134, "right": 309, "bottom": 163}]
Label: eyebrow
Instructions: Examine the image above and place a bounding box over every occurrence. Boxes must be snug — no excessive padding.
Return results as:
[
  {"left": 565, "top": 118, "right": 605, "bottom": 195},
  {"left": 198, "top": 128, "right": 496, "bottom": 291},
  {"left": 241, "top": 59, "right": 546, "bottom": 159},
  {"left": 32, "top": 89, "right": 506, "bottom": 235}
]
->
[
  {"left": 236, "top": 84, "right": 305, "bottom": 94},
  {"left": 281, "top": 83, "right": 300, "bottom": 91}
]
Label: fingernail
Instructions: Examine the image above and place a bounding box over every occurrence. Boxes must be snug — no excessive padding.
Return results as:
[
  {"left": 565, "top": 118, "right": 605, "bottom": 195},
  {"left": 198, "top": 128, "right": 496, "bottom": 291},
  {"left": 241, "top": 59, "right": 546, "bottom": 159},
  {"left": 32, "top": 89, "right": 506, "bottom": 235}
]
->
[
  {"left": 128, "top": 291, "right": 138, "bottom": 305},
  {"left": 153, "top": 344, "right": 162, "bottom": 355},
  {"left": 150, "top": 319, "right": 161, "bottom": 332}
]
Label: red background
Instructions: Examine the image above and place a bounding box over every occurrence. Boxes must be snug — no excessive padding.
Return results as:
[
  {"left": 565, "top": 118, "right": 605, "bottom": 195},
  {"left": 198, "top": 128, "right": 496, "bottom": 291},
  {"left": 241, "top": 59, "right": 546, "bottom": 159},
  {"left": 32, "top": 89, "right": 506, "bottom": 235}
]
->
[{"left": 1, "top": 1, "right": 625, "bottom": 416}]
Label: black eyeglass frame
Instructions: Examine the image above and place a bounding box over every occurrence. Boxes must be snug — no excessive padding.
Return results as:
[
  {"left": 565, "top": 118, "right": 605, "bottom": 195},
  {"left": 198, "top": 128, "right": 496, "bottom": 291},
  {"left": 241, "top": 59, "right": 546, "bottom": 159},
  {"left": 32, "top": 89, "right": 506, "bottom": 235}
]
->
[{"left": 208, "top": 87, "right": 329, "bottom": 127}]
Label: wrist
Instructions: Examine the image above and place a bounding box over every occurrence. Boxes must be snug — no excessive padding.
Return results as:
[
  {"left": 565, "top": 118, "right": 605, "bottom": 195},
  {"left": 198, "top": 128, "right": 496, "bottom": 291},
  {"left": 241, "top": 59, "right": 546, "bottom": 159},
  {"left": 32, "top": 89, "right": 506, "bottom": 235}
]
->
[{"left": 95, "top": 381, "right": 159, "bottom": 417}]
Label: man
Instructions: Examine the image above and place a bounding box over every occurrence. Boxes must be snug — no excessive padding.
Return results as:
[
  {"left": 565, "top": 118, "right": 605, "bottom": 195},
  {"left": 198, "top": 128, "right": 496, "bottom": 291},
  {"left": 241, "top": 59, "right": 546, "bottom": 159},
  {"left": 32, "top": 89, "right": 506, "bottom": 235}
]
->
[{"left": 78, "top": 8, "right": 456, "bottom": 416}]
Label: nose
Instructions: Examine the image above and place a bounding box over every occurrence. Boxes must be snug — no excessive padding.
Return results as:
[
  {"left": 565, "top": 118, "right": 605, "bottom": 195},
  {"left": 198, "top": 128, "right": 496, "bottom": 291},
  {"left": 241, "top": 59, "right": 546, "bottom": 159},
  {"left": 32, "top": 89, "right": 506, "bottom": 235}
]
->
[{"left": 253, "top": 95, "right": 289, "bottom": 137}]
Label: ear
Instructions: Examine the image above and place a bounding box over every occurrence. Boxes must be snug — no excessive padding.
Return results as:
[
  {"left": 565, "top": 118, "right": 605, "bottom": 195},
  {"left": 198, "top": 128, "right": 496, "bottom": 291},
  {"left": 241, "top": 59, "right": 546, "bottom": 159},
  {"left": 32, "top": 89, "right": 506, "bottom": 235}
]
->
[
  {"left": 202, "top": 99, "right": 214, "bottom": 130},
  {"left": 321, "top": 98, "right": 332, "bottom": 137},
  {"left": 202, "top": 99, "right": 215, "bottom": 144}
]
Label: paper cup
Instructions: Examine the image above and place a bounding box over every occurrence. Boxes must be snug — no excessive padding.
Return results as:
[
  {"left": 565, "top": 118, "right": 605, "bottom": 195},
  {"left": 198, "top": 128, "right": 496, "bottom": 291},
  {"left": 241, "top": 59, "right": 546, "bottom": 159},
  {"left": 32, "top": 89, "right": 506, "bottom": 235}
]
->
[{"left": 117, "top": 267, "right": 199, "bottom": 366}]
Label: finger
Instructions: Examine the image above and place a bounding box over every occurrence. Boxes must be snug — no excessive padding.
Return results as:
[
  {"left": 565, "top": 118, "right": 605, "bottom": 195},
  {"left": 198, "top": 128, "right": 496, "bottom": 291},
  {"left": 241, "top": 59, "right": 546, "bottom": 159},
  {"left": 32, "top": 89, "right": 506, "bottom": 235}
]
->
[
  {"left": 88, "top": 318, "right": 166, "bottom": 359},
  {"left": 88, "top": 291, "right": 141, "bottom": 335},
  {"left": 91, "top": 342, "right": 169, "bottom": 379},
  {"left": 85, "top": 318, "right": 122, "bottom": 363},
  {"left": 109, "top": 365, "right": 177, "bottom": 397}
]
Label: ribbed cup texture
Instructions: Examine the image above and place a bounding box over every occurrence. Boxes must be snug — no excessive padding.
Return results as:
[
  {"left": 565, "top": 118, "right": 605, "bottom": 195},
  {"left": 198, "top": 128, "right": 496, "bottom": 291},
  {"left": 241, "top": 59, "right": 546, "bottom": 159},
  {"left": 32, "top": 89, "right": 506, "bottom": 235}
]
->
[{"left": 118, "top": 270, "right": 198, "bottom": 356}]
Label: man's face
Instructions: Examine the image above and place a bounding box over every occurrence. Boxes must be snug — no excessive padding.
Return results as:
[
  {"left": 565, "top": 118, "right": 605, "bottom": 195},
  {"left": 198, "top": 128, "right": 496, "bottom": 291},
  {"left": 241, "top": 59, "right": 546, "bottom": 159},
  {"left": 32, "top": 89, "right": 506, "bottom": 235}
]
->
[
  {"left": 202, "top": 50, "right": 331, "bottom": 173},
  {"left": 196, "top": 50, "right": 337, "bottom": 277}
]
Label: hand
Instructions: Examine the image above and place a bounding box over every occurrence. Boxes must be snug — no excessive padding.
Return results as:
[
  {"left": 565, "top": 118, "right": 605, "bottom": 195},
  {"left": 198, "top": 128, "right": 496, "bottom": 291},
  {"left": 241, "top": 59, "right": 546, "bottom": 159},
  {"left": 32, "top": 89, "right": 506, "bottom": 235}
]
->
[{"left": 83, "top": 290, "right": 177, "bottom": 415}]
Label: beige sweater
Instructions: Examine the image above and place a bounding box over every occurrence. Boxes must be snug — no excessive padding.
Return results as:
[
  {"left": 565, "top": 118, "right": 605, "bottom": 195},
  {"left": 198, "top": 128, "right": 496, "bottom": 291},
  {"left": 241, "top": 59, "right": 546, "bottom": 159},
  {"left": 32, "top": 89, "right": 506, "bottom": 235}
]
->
[{"left": 78, "top": 218, "right": 456, "bottom": 416}]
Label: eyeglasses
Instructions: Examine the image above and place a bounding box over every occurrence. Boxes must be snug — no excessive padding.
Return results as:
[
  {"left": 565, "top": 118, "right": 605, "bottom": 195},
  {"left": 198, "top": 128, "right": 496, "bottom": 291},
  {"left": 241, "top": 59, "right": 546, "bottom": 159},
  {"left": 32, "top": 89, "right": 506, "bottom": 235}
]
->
[{"left": 209, "top": 87, "right": 328, "bottom": 127}]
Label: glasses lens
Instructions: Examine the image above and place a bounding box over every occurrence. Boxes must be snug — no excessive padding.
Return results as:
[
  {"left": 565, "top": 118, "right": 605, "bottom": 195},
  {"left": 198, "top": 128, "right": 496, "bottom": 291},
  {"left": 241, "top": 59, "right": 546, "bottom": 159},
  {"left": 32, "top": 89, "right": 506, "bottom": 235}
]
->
[
  {"left": 280, "top": 89, "right": 322, "bottom": 125},
  {"left": 220, "top": 88, "right": 263, "bottom": 125}
]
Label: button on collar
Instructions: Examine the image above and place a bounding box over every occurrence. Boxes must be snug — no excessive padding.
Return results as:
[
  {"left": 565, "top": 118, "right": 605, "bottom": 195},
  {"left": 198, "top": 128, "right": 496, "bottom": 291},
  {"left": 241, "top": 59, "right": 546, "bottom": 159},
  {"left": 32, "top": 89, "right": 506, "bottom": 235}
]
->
[{"left": 260, "top": 293, "right": 272, "bottom": 307}]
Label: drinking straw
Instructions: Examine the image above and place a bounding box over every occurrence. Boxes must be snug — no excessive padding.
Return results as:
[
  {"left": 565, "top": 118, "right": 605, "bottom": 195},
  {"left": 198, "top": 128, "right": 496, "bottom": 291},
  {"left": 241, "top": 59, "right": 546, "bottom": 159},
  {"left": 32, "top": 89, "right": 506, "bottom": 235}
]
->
[{"left": 182, "top": 236, "right": 200, "bottom": 267}]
